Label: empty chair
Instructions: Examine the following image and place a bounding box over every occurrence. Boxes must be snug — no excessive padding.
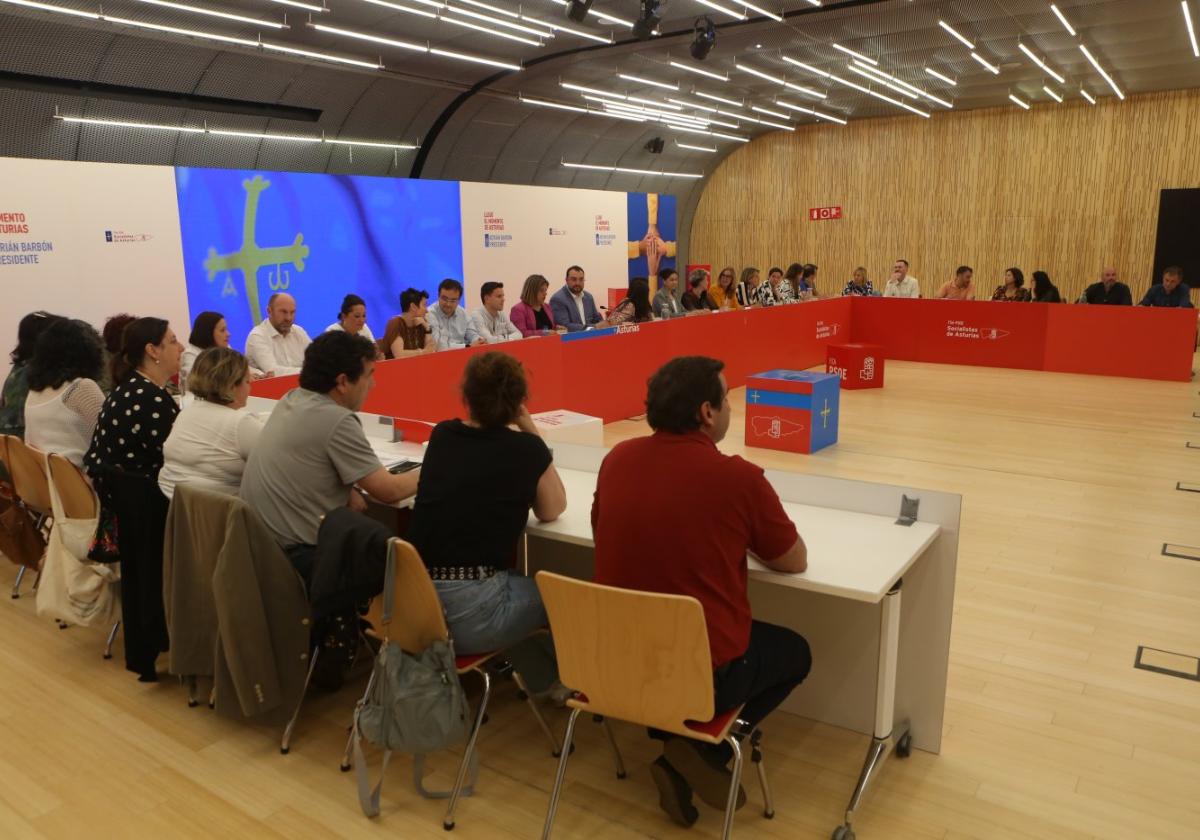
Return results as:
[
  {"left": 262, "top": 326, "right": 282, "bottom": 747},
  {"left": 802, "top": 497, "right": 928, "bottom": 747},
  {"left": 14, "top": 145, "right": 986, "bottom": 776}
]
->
[{"left": 536, "top": 571, "right": 776, "bottom": 840}]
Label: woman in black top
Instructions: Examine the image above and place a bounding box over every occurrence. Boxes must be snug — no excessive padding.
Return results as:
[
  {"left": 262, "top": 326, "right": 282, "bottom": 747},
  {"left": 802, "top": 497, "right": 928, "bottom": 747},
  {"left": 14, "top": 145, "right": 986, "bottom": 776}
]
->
[
  {"left": 84, "top": 316, "right": 183, "bottom": 681},
  {"left": 681, "top": 268, "right": 718, "bottom": 311},
  {"left": 1031, "top": 270, "right": 1062, "bottom": 303},
  {"left": 406, "top": 352, "right": 566, "bottom": 686},
  {"left": 86, "top": 317, "right": 183, "bottom": 482}
]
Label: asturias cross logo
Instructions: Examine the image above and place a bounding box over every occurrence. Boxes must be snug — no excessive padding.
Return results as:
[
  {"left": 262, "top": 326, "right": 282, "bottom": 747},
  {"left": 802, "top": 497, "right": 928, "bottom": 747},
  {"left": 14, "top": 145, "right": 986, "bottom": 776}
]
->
[{"left": 203, "top": 174, "right": 309, "bottom": 325}]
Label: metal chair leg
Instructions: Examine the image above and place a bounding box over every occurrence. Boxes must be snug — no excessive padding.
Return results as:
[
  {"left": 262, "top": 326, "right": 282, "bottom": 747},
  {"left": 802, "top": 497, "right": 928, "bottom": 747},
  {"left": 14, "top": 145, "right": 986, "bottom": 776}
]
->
[
  {"left": 11, "top": 565, "right": 26, "bottom": 599},
  {"left": 512, "top": 670, "right": 562, "bottom": 756},
  {"left": 187, "top": 675, "right": 199, "bottom": 708},
  {"left": 280, "top": 646, "right": 319, "bottom": 755},
  {"left": 748, "top": 729, "right": 774, "bottom": 818},
  {"left": 541, "top": 706, "right": 582, "bottom": 840},
  {"left": 31, "top": 567, "right": 42, "bottom": 593},
  {"left": 444, "top": 668, "right": 493, "bottom": 830},
  {"left": 594, "top": 715, "right": 626, "bottom": 779},
  {"left": 720, "top": 733, "right": 745, "bottom": 840},
  {"left": 103, "top": 620, "right": 120, "bottom": 659},
  {"left": 340, "top": 669, "right": 376, "bottom": 772}
]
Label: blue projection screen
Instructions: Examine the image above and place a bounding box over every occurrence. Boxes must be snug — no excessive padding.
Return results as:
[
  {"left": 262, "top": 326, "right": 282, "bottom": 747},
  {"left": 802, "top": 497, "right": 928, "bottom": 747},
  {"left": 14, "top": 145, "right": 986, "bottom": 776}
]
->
[{"left": 174, "top": 168, "right": 463, "bottom": 347}]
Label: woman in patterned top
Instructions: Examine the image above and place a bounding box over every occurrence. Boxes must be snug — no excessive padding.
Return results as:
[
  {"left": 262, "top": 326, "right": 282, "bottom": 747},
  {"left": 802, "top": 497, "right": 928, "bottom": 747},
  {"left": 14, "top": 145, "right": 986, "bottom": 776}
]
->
[
  {"left": 85, "top": 316, "right": 183, "bottom": 484},
  {"left": 607, "top": 276, "right": 655, "bottom": 326},
  {"left": 991, "top": 268, "right": 1032, "bottom": 302},
  {"left": 842, "top": 267, "right": 875, "bottom": 296},
  {"left": 756, "top": 266, "right": 795, "bottom": 307}
]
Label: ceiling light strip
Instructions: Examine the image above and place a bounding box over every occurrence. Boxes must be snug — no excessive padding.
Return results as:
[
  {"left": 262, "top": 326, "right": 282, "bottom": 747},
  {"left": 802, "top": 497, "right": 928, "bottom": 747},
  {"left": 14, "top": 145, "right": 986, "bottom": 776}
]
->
[
  {"left": 852, "top": 61, "right": 953, "bottom": 108},
  {"left": 312, "top": 22, "right": 521, "bottom": 69},
  {"left": 847, "top": 63, "right": 919, "bottom": 100},
  {"left": 781, "top": 56, "right": 830, "bottom": 77},
  {"left": 925, "top": 67, "right": 956, "bottom": 86},
  {"left": 1008, "top": 93, "right": 1030, "bottom": 110},
  {"left": 785, "top": 56, "right": 931, "bottom": 118},
  {"left": 738, "top": 62, "right": 826, "bottom": 100},
  {"left": 938, "top": 20, "right": 975, "bottom": 49},
  {"left": 694, "top": 89, "right": 743, "bottom": 107},
  {"left": 833, "top": 43, "right": 876, "bottom": 65},
  {"left": 970, "top": 52, "right": 1001, "bottom": 75},
  {"left": 55, "top": 114, "right": 417, "bottom": 148},
  {"left": 1017, "top": 42, "right": 1066, "bottom": 84},
  {"left": 669, "top": 59, "right": 728, "bottom": 81},
  {"left": 692, "top": 0, "right": 745, "bottom": 21},
  {"left": 1079, "top": 44, "right": 1124, "bottom": 100},
  {"left": 131, "top": 0, "right": 286, "bottom": 28},
  {"left": 1184, "top": 1, "right": 1200, "bottom": 58},
  {"left": 675, "top": 140, "right": 717, "bottom": 152},
  {"left": 1080, "top": 88, "right": 1096, "bottom": 104},
  {"left": 266, "top": 0, "right": 326, "bottom": 11},
  {"left": 735, "top": 0, "right": 781, "bottom": 21},
  {"left": 521, "top": 95, "right": 748, "bottom": 142},
  {"left": 1042, "top": 85, "right": 1063, "bottom": 102},
  {"left": 618, "top": 73, "right": 678, "bottom": 91},
  {"left": 1050, "top": 4, "right": 1077, "bottom": 37},
  {"left": 562, "top": 161, "right": 704, "bottom": 179}
]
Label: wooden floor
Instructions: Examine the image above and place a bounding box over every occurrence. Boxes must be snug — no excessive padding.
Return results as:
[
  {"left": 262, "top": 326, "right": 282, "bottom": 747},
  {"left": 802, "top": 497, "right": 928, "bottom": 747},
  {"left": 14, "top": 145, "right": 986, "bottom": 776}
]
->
[{"left": 2, "top": 358, "right": 1199, "bottom": 839}]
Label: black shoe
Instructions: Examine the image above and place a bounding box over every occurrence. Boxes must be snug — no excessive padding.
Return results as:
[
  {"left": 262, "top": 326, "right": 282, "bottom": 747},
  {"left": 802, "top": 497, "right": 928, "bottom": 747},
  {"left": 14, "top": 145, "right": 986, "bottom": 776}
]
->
[
  {"left": 664, "top": 737, "right": 746, "bottom": 811},
  {"left": 649, "top": 757, "right": 699, "bottom": 828}
]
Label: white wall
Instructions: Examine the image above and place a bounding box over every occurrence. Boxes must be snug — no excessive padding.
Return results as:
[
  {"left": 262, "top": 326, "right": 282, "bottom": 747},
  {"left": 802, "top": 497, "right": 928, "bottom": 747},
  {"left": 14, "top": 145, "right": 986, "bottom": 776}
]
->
[
  {"left": 459, "top": 181, "right": 629, "bottom": 312},
  {"left": 0, "top": 157, "right": 189, "bottom": 382}
]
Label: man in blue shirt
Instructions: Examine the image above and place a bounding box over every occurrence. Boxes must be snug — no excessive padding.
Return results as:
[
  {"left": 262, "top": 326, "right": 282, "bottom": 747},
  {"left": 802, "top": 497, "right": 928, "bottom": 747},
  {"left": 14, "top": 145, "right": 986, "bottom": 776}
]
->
[
  {"left": 549, "top": 265, "right": 604, "bottom": 332},
  {"left": 1138, "top": 266, "right": 1194, "bottom": 308}
]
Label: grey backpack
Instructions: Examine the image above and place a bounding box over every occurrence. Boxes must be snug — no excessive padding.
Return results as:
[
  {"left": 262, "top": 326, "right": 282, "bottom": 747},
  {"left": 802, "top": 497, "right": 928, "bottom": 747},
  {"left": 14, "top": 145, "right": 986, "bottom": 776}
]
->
[{"left": 352, "top": 543, "right": 472, "bottom": 817}]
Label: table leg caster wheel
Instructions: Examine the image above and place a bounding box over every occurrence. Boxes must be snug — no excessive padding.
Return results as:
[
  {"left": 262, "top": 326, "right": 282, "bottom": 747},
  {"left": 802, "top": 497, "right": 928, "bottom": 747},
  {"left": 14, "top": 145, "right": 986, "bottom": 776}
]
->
[
  {"left": 102, "top": 652, "right": 113, "bottom": 659},
  {"left": 187, "top": 699, "right": 199, "bottom": 708},
  {"left": 339, "top": 761, "right": 351, "bottom": 772},
  {"left": 442, "top": 820, "right": 454, "bottom": 831},
  {"left": 832, "top": 826, "right": 855, "bottom": 840},
  {"left": 616, "top": 771, "right": 626, "bottom": 780},
  {"left": 895, "top": 732, "right": 912, "bottom": 758},
  {"left": 280, "top": 747, "right": 289, "bottom": 755}
]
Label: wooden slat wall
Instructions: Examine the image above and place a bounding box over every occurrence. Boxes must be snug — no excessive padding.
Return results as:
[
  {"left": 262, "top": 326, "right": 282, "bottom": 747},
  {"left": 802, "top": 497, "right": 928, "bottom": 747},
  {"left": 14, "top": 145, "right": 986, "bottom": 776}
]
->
[{"left": 689, "top": 88, "right": 1200, "bottom": 305}]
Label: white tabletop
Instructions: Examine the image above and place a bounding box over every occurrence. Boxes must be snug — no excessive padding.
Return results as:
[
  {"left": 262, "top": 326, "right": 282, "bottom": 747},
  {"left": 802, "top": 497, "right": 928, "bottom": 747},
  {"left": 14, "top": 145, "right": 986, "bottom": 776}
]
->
[{"left": 526, "top": 467, "right": 940, "bottom": 604}]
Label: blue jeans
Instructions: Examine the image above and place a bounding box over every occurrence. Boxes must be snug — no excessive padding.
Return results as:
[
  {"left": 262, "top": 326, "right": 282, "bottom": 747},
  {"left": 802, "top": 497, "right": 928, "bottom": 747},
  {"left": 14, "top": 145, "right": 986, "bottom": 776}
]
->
[{"left": 434, "top": 571, "right": 558, "bottom": 692}]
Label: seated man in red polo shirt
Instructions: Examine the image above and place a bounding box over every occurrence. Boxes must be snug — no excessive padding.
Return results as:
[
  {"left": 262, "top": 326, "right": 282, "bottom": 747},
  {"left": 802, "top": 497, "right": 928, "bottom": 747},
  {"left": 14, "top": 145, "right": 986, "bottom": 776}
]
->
[{"left": 592, "top": 355, "right": 811, "bottom": 828}]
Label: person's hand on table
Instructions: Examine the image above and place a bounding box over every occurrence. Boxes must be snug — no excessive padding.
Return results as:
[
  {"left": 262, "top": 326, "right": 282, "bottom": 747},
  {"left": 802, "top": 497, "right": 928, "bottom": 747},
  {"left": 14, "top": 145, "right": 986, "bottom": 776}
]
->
[{"left": 471, "top": 338, "right": 486, "bottom": 347}]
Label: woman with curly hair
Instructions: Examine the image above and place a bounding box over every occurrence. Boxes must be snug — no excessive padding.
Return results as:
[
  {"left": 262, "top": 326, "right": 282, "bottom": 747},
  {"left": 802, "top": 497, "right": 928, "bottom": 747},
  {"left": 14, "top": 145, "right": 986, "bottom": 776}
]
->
[
  {"left": 24, "top": 318, "right": 105, "bottom": 468},
  {"left": 405, "top": 352, "right": 566, "bottom": 691}
]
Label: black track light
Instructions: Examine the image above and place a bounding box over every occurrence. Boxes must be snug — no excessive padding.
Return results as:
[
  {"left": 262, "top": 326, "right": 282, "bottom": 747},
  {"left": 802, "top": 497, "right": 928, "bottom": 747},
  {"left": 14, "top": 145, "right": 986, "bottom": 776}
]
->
[
  {"left": 633, "top": 0, "right": 662, "bottom": 41},
  {"left": 690, "top": 16, "right": 716, "bottom": 60},
  {"left": 565, "top": 0, "right": 593, "bottom": 24}
]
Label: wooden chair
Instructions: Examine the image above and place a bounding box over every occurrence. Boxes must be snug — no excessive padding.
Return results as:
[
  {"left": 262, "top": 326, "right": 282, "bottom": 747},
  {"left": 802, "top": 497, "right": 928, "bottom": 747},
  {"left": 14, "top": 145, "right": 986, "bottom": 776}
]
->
[
  {"left": 46, "top": 454, "right": 121, "bottom": 659},
  {"left": 2, "top": 435, "right": 52, "bottom": 598},
  {"left": 535, "top": 571, "right": 776, "bottom": 840},
  {"left": 339, "top": 538, "right": 559, "bottom": 831}
]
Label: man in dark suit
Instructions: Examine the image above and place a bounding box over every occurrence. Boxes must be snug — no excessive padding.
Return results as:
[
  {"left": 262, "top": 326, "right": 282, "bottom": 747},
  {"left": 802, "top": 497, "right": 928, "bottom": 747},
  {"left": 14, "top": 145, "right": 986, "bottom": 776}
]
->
[{"left": 549, "top": 265, "right": 604, "bottom": 332}]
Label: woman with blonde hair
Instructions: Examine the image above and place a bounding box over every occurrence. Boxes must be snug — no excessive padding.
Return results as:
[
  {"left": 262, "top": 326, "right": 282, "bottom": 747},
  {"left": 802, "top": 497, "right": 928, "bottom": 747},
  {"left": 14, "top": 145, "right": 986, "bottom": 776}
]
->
[
  {"left": 708, "top": 266, "right": 742, "bottom": 310},
  {"left": 510, "top": 274, "right": 563, "bottom": 337},
  {"left": 158, "top": 346, "right": 264, "bottom": 499}
]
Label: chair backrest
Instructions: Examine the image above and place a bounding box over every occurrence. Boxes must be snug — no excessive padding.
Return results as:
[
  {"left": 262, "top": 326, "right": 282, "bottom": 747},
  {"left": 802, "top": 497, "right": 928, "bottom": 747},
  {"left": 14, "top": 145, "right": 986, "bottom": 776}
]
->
[
  {"left": 363, "top": 538, "right": 449, "bottom": 656},
  {"left": 46, "top": 454, "right": 97, "bottom": 520},
  {"left": 535, "top": 571, "right": 716, "bottom": 736},
  {"left": 3, "top": 435, "right": 52, "bottom": 516}
]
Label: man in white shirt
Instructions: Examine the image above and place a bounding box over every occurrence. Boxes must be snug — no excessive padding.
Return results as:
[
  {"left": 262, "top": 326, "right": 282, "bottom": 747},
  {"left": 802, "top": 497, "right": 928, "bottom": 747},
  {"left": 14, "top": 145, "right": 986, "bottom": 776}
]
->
[
  {"left": 549, "top": 265, "right": 604, "bottom": 332},
  {"left": 244, "top": 292, "right": 312, "bottom": 376},
  {"left": 429, "top": 278, "right": 485, "bottom": 350},
  {"left": 469, "top": 282, "right": 523, "bottom": 343},
  {"left": 883, "top": 259, "right": 921, "bottom": 298}
]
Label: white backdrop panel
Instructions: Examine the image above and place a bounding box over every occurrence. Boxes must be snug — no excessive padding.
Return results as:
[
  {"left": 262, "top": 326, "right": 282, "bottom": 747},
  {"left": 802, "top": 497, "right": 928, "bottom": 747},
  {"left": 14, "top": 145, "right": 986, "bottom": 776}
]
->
[
  {"left": 0, "top": 156, "right": 188, "bottom": 381},
  {"left": 459, "top": 181, "right": 629, "bottom": 313}
]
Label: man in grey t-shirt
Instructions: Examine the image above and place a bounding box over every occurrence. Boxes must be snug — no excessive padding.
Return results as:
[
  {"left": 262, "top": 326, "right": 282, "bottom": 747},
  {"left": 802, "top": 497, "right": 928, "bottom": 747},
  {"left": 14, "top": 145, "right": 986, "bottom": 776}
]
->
[{"left": 240, "top": 331, "right": 420, "bottom": 577}]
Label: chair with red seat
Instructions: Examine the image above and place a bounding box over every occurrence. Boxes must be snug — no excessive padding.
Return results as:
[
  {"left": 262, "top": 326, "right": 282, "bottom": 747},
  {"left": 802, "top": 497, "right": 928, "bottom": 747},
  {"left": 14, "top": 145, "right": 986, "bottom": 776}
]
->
[
  {"left": 535, "top": 570, "right": 776, "bottom": 840},
  {"left": 339, "top": 537, "right": 561, "bottom": 830}
]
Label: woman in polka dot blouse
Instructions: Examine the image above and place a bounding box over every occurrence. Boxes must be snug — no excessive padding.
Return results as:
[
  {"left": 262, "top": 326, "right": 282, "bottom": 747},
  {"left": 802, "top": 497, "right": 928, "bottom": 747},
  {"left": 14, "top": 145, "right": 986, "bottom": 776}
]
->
[{"left": 85, "top": 317, "right": 184, "bottom": 484}]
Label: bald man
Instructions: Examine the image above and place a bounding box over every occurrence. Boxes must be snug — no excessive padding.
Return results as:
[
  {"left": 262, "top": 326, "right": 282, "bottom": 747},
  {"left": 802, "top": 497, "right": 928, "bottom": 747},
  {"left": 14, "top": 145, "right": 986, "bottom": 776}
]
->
[
  {"left": 245, "top": 292, "right": 312, "bottom": 377},
  {"left": 1082, "top": 266, "right": 1132, "bottom": 306}
]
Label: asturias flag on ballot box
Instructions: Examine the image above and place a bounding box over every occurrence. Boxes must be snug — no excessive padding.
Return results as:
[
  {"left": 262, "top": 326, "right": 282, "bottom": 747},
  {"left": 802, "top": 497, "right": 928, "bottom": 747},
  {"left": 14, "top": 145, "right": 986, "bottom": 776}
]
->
[{"left": 744, "top": 370, "right": 840, "bottom": 455}]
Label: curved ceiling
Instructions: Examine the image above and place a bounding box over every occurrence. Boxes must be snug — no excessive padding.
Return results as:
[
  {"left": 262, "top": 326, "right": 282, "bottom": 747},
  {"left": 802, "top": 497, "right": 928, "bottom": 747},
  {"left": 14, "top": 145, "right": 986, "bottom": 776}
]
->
[{"left": 2, "top": 0, "right": 1198, "bottom": 249}]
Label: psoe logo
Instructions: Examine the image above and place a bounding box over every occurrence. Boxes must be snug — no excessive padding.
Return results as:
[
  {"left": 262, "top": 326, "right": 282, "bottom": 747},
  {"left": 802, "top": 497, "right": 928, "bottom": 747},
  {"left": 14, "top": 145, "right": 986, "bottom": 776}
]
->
[
  {"left": 104, "top": 229, "right": 153, "bottom": 243},
  {"left": 548, "top": 227, "right": 567, "bottom": 236}
]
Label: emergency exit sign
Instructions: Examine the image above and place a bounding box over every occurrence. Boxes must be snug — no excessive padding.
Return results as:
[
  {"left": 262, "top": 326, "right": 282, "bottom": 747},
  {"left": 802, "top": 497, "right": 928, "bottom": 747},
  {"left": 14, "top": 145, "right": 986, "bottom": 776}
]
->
[{"left": 809, "top": 206, "right": 843, "bottom": 221}]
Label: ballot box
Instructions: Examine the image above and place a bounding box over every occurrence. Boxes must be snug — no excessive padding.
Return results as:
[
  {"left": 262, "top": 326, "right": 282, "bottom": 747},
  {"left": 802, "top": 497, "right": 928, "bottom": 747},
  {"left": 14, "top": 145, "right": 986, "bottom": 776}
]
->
[
  {"left": 744, "top": 369, "right": 840, "bottom": 455},
  {"left": 825, "top": 342, "right": 885, "bottom": 390}
]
